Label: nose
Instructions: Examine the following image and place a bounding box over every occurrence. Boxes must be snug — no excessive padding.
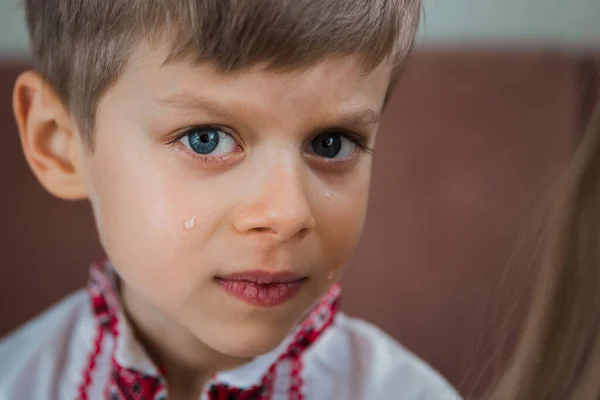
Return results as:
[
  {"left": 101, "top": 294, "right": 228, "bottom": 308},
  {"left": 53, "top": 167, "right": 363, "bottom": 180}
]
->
[{"left": 231, "top": 158, "right": 316, "bottom": 243}]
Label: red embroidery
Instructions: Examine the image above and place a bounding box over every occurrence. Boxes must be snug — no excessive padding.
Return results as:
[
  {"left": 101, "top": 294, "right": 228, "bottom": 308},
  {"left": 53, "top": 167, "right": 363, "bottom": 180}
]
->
[
  {"left": 108, "top": 362, "right": 166, "bottom": 400},
  {"left": 78, "top": 326, "right": 104, "bottom": 400},
  {"left": 82, "top": 260, "right": 340, "bottom": 400}
]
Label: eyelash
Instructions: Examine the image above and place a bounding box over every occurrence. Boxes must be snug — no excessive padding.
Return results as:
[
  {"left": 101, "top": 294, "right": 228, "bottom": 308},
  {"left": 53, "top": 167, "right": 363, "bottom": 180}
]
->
[{"left": 168, "top": 125, "right": 375, "bottom": 156}]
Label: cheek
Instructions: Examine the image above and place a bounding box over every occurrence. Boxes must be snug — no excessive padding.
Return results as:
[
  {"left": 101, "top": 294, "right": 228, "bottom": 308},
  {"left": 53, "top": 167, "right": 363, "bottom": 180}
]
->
[
  {"left": 82, "top": 133, "right": 222, "bottom": 295},
  {"left": 91, "top": 155, "right": 178, "bottom": 250},
  {"left": 315, "top": 164, "right": 371, "bottom": 269}
]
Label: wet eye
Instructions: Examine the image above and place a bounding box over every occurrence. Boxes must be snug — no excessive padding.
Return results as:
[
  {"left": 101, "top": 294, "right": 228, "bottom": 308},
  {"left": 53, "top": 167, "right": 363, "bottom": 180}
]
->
[
  {"left": 310, "top": 132, "right": 357, "bottom": 159},
  {"left": 179, "top": 127, "right": 237, "bottom": 156}
]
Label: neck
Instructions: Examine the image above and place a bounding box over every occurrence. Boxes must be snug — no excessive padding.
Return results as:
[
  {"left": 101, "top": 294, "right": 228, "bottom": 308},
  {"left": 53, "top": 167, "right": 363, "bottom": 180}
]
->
[{"left": 120, "top": 284, "right": 252, "bottom": 397}]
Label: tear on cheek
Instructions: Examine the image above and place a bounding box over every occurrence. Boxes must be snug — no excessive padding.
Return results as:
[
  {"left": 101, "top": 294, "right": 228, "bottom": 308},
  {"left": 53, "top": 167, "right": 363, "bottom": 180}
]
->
[
  {"left": 184, "top": 216, "right": 196, "bottom": 230},
  {"left": 323, "top": 190, "right": 337, "bottom": 203},
  {"left": 327, "top": 269, "right": 336, "bottom": 282}
]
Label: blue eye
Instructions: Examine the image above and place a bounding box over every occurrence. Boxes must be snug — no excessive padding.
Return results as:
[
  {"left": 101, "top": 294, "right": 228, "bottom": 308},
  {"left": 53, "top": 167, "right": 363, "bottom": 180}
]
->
[
  {"left": 189, "top": 129, "right": 219, "bottom": 154},
  {"left": 179, "top": 127, "right": 237, "bottom": 156},
  {"left": 310, "top": 133, "right": 356, "bottom": 159}
]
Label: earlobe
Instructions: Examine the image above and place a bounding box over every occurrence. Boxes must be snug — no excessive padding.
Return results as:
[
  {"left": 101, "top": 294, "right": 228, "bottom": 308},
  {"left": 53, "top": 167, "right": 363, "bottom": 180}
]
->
[{"left": 13, "top": 71, "right": 88, "bottom": 201}]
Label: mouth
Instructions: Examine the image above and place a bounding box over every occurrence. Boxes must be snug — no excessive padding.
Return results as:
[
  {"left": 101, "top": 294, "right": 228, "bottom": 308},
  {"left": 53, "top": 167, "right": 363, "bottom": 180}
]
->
[{"left": 215, "top": 270, "right": 308, "bottom": 307}]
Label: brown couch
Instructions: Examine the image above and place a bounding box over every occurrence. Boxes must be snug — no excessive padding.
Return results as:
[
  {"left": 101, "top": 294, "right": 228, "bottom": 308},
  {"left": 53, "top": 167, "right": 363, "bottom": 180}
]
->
[{"left": 1, "top": 50, "right": 597, "bottom": 397}]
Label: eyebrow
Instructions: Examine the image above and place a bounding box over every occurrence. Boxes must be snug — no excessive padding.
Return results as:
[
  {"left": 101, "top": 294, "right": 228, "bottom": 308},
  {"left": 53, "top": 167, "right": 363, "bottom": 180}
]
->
[
  {"left": 156, "top": 93, "right": 381, "bottom": 127},
  {"left": 332, "top": 109, "right": 381, "bottom": 127},
  {"left": 156, "top": 94, "right": 237, "bottom": 120}
]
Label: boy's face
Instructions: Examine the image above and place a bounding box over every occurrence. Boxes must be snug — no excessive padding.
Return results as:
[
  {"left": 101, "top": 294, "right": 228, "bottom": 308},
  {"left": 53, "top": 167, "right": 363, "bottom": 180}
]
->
[{"left": 65, "top": 47, "right": 390, "bottom": 359}]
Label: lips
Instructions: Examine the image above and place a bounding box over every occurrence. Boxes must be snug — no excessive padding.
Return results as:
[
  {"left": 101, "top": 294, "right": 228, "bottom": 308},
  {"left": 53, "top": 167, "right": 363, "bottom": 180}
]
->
[{"left": 216, "top": 271, "right": 307, "bottom": 307}]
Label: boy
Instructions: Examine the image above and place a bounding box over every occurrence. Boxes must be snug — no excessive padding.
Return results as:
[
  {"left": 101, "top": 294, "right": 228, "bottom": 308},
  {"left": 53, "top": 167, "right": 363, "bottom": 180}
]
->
[{"left": 0, "top": 1, "right": 460, "bottom": 399}]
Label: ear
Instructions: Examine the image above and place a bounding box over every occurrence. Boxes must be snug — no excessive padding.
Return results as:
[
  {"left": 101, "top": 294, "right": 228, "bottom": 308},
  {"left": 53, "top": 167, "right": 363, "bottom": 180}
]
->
[{"left": 13, "top": 71, "right": 88, "bottom": 200}]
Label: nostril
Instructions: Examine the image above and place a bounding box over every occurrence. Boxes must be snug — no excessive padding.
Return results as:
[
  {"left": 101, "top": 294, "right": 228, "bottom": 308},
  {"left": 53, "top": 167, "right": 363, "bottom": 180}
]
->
[
  {"left": 296, "top": 228, "right": 310, "bottom": 240},
  {"left": 248, "top": 226, "right": 310, "bottom": 239},
  {"left": 251, "top": 227, "right": 276, "bottom": 234}
]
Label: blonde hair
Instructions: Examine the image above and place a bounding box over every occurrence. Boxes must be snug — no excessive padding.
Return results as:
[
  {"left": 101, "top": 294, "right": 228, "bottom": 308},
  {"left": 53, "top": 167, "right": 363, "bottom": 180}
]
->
[{"left": 489, "top": 96, "right": 600, "bottom": 399}]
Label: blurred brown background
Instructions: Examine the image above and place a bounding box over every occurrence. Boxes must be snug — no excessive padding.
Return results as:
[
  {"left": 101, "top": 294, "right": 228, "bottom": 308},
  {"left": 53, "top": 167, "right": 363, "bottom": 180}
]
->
[{"left": 1, "top": 49, "right": 599, "bottom": 397}]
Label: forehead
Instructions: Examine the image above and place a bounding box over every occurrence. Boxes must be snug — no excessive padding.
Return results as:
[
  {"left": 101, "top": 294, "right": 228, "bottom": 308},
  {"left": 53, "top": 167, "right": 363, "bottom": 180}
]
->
[{"left": 103, "top": 45, "right": 393, "bottom": 121}]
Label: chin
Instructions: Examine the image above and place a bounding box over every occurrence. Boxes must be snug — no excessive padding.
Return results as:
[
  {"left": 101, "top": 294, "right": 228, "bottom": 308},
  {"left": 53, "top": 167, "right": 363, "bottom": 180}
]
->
[{"left": 206, "top": 321, "right": 295, "bottom": 359}]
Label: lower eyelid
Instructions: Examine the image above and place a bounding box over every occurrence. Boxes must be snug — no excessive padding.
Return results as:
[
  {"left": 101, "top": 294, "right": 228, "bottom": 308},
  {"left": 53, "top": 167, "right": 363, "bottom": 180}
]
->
[
  {"left": 174, "top": 141, "right": 244, "bottom": 165},
  {"left": 306, "top": 153, "right": 361, "bottom": 174}
]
